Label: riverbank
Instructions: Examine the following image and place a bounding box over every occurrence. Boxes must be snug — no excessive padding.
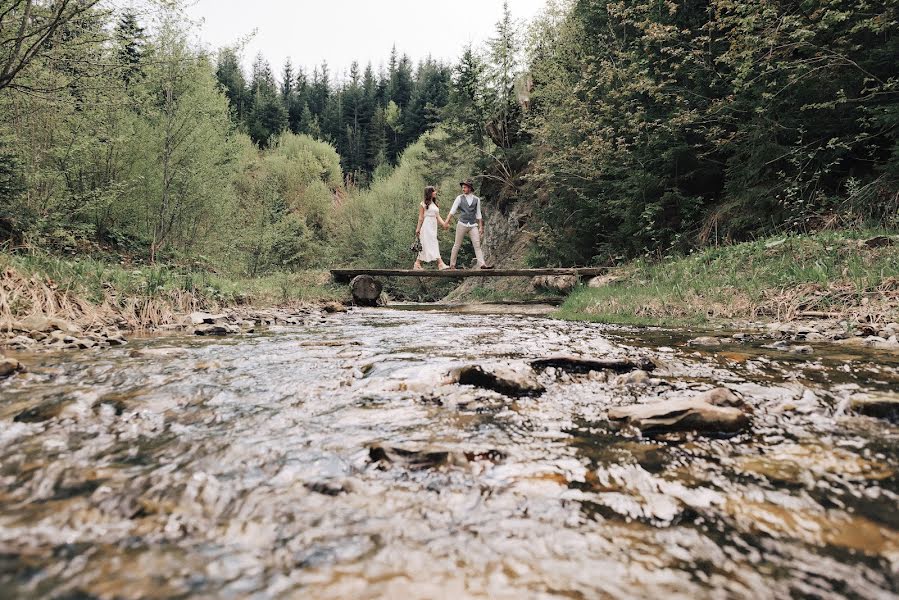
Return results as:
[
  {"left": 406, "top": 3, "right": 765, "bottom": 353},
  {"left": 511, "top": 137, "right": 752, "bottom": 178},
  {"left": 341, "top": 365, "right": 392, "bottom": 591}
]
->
[
  {"left": 557, "top": 231, "right": 899, "bottom": 330},
  {"left": 0, "top": 252, "right": 346, "bottom": 351}
]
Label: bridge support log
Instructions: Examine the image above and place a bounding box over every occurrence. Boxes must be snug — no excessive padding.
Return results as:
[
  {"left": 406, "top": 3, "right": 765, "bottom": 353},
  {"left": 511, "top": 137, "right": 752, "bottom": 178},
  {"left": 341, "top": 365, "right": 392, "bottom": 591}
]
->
[{"left": 351, "top": 275, "right": 383, "bottom": 306}]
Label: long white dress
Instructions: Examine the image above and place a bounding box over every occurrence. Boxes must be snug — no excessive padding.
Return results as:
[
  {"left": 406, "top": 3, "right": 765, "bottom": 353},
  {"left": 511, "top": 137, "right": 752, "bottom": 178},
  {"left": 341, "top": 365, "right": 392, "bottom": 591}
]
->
[{"left": 418, "top": 202, "right": 442, "bottom": 263}]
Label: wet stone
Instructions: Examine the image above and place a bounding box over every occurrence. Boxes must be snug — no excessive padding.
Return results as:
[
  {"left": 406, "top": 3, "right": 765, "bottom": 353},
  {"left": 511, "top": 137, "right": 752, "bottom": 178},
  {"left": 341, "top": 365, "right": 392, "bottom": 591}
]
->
[
  {"left": 367, "top": 445, "right": 504, "bottom": 470},
  {"left": 456, "top": 364, "right": 545, "bottom": 397},
  {"left": 14, "top": 397, "right": 73, "bottom": 423},
  {"left": 608, "top": 396, "right": 750, "bottom": 435},
  {"left": 531, "top": 355, "right": 656, "bottom": 374},
  {"left": 0, "top": 357, "right": 24, "bottom": 378},
  {"left": 849, "top": 392, "right": 899, "bottom": 423},
  {"left": 687, "top": 336, "right": 723, "bottom": 347}
]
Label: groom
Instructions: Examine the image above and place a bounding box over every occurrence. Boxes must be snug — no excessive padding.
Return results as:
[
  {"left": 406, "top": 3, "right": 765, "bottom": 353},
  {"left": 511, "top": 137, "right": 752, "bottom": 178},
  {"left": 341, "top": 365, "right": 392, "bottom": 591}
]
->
[{"left": 444, "top": 179, "right": 493, "bottom": 270}]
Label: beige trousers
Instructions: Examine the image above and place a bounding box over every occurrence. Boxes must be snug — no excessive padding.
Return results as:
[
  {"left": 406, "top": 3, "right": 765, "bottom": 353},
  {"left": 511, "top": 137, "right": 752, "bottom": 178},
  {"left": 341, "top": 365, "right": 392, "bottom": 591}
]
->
[{"left": 450, "top": 223, "right": 485, "bottom": 268}]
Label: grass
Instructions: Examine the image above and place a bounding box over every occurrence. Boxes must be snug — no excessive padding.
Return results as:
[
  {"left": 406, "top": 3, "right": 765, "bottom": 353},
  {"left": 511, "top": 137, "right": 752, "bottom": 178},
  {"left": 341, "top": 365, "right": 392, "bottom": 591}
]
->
[
  {"left": 556, "top": 230, "right": 899, "bottom": 326},
  {"left": 0, "top": 251, "right": 346, "bottom": 330}
]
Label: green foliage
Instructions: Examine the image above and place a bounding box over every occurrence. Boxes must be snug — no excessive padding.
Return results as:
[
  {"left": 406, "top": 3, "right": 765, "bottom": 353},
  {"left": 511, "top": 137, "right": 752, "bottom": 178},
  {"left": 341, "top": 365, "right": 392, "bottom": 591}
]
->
[{"left": 527, "top": 0, "right": 899, "bottom": 265}]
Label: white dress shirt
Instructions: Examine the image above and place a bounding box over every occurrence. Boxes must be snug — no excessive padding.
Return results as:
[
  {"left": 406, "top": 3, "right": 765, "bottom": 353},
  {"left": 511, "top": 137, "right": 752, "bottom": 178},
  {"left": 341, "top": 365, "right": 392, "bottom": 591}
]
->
[{"left": 448, "top": 193, "right": 482, "bottom": 227}]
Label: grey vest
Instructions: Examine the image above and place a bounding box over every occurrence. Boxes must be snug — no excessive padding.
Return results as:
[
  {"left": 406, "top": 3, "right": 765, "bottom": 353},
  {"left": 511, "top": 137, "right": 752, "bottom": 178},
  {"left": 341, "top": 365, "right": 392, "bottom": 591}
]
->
[{"left": 456, "top": 194, "right": 480, "bottom": 224}]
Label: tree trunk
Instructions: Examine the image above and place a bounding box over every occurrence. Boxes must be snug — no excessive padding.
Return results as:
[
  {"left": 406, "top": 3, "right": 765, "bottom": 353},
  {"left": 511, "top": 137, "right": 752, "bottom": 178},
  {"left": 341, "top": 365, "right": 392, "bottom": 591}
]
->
[{"left": 350, "top": 275, "right": 383, "bottom": 306}]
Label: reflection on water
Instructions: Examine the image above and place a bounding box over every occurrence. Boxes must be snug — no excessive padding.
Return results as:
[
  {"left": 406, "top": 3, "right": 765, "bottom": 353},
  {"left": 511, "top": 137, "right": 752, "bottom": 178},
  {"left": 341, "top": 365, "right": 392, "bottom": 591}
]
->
[{"left": 1, "top": 308, "right": 897, "bottom": 598}]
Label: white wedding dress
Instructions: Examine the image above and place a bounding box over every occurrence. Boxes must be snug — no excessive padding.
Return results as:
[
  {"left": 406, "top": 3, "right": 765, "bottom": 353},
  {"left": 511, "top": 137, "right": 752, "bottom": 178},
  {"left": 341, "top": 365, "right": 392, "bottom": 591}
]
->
[{"left": 418, "top": 202, "right": 442, "bottom": 263}]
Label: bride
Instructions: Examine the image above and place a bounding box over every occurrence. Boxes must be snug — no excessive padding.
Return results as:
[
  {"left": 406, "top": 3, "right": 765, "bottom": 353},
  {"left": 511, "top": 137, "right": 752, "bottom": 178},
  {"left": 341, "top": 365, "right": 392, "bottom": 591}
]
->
[{"left": 413, "top": 186, "right": 448, "bottom": 270}]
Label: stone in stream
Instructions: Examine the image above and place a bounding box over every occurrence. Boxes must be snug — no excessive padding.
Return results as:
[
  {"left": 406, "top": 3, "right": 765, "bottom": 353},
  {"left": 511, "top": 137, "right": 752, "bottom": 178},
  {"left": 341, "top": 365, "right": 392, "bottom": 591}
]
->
[
  {"left": 608, "top": 388, "right": 750, "bottom": 434},
  {"left": 368, "top": 445, "right": 506, "bottom": 470},
  {"left": 849, "top": 392, "right": 899, "bottom": 423},
  {"left": 687, "top": 336, "right": 722, "bottom": 347},
  {"left": 350, "top": 275, "right": 383, "bottom": 307},
  {"left": 531, "top": 355, "right": 656, "bottom": 374},
  {"left": 321, "top": 301, "right": 347, "bottom": 313},
  {"left": 0, "top": 357, "right": 24, "bottom": 378},
  {"left": 189, "top": 311, "right": 228, "bottom": 325},
  {"left": 14, "top": 397, "right": 73, "bottom": 423},
  {"left": 193, "top": 323, "right": 238, "bottom": 336},
  {"left": 456, "top": 364, "right": 545, "bottom": 397}
]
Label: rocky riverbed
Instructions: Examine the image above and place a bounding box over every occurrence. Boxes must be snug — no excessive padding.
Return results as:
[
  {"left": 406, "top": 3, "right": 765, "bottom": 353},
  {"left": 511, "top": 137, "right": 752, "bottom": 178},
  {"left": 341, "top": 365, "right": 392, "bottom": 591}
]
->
[{"left": 0, "top": 306, "right": 897, "bottom": 598}]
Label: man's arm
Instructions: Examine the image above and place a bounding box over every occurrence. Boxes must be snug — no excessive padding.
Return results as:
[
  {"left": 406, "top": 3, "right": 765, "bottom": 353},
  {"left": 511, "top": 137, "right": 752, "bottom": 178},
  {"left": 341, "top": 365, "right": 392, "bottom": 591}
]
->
[
  {"left": 476, "top": 197, "right": 484, "bottom": 235},
  {"left": 445, "top": 195, "right": 461, "bottom": 229}
]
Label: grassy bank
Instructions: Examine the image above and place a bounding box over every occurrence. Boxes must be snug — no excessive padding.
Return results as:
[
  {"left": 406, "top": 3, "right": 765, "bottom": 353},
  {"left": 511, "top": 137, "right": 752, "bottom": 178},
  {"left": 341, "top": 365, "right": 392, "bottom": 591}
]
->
[
  {"left": 0, "top": 252, "right": 345, "bottom": 331},
  {"left": 557, "top": 231, "right": 899, "bottom": 326}
]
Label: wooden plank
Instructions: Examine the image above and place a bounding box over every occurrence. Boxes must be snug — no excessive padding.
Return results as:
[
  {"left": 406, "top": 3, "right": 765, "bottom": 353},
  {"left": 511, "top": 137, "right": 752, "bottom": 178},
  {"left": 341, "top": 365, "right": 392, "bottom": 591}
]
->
[{"left": 330, "top": 268, "right": 608, "bottom": 283}]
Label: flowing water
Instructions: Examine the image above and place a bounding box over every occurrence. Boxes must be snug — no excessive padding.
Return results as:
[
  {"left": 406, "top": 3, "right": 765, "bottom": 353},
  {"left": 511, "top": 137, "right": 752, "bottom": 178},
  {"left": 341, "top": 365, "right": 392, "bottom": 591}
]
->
[{"left": 1, "top": 307, "right": 898, "bottom": 599}]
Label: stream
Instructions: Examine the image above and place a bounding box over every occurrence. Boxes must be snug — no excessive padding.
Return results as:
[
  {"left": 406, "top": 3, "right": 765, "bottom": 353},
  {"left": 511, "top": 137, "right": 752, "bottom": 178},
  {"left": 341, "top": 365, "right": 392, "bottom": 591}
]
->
[{"left": 1, "top": 306, "right": 898, "bottom": 599}]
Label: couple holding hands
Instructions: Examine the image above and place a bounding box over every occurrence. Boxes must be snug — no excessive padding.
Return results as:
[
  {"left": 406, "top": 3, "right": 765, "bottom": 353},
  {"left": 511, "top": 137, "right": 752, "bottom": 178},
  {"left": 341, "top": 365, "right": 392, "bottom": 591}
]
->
[{"left": 413, "top": 179, "right": 493, "bottom": 271}]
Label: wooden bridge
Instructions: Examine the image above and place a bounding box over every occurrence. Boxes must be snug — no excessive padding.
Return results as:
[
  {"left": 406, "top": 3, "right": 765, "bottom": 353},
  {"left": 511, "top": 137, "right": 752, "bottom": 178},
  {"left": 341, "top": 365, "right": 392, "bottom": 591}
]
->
[{"left": 329, "top": 267, "right": 608, "bottom": 284}]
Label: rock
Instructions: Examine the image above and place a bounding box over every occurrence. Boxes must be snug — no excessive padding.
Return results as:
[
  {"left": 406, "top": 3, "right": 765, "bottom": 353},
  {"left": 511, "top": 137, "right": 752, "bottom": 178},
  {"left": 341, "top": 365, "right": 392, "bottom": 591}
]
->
[
  {"left": 106, "top": 335, "right": 127, "bottom": 346},
  {"left": 692, "top": 387, "right": 745, "bottom": 409},
  {"left": 608, "top": 398, "right": 750, "bottom": 434},
  {"left": 531, "top": 274, "right": 578, "bottom": 294},
  {"left": 860, "top": 235, "right": 895, "bottom": 248},
  {"left": 11, "top": 316, "right": 80, "bottom": 335},
  {"left": 804, "top": 332, "right": 826, "bottom": 341},
  {"left": 368, "top": 445, "right": 505, "bottom": 470},
  {"left": 531, "top": 355, "right": 655, "bottom": 374},
  {"left": 76, "top": 338, "right": 96, "bottom": 349},
  {"left": 849, "top": 392, "right": 899, "bottom": 422},
  {"left": 457, "top": 364, "right": 545, "bottom": 397},
  {"left": 5, "top": 335, "right": 36, "bottom": 349},
  {"left": 788, "top": 345, "right": 813, "bottom": 354},
  {"left": 0, "top": 358, "right": 24, "bottom": 378},
  {"left": 14, "top": 397, "right": 72, "bottom": 423},
  {"left": 687, "top": 336, "right": 722, "bottom": 347},
  {"left": 350, "top": 275, "right": 383, "bottom": 307},
  {"left": 193, "top": 323, "right": 237, "bottom": 336},
  {"left": 189, "top": 312, "right": 227, "bottom": 325},
  {"left": 586, "top": 274, "right": 622, "bottom": 288},
  {"left": 622, "top": 369, "right": 650, "bottom": 386},
  {"left": 322, "top": 301, "right": 347, "bottom": 313}
]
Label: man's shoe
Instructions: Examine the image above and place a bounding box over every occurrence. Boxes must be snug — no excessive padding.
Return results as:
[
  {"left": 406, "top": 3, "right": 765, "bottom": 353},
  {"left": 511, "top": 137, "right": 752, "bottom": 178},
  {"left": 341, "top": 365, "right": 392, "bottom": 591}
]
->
[{"left": 479, "top": 265, "right": 495, "bottom": 270}]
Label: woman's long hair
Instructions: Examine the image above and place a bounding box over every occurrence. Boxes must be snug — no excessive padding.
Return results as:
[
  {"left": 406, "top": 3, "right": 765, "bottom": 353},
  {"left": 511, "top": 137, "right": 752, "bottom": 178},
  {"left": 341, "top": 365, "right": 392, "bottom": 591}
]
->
[{"left": 423, "top": 186, "right": 438, "bottom": 208}]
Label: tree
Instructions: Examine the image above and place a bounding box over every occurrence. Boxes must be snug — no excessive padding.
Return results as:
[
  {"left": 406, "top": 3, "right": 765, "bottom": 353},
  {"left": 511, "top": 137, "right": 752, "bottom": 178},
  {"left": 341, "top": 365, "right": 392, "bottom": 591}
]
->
[{"left": 0, "top": 0, "right": 102, "bottom": 91}]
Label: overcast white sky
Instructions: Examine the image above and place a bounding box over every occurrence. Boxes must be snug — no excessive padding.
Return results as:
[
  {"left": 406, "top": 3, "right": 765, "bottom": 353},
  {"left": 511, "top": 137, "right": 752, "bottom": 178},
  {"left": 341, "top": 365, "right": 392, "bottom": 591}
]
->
[{"left": 184, "top": 0, "right": 548, "bottom": 79}]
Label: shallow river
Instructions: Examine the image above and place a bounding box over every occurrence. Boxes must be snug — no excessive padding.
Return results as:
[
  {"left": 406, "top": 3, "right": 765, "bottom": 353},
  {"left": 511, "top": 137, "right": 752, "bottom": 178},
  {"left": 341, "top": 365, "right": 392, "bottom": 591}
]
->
[{"left": 1, "top": 307, "right": 898, "bottom": 599}]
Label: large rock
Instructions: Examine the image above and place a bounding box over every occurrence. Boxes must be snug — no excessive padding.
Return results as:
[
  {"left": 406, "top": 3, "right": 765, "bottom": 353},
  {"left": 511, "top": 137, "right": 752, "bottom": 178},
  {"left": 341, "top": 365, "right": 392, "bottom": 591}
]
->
[
  {"left": 609, "top": 395, "right": 750, "bottom": 434},
  {"left": 14, "top": 397, "right": 72, "bottom": 423},
  {"left": 531, "top": 275, "right": 578, "bottom": 294},
  {"left": 456, "top": 364, "right": 545, "bottom": 397},
  {"left": 531, "top": 355, "right": 655, "bottom": 374},
  {"left": 849, "top": 392, "right": 899, "bottom": 423},
  {"left": 350, "top": 275, "right": 383, "bottom": 307}
]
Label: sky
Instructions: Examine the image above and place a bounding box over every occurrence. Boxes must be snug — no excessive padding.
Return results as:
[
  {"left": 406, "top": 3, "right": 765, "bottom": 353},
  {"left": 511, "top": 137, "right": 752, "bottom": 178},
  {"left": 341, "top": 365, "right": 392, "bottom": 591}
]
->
[{"left": 184, "top": 0, "right": 548, "bottom": 80}]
